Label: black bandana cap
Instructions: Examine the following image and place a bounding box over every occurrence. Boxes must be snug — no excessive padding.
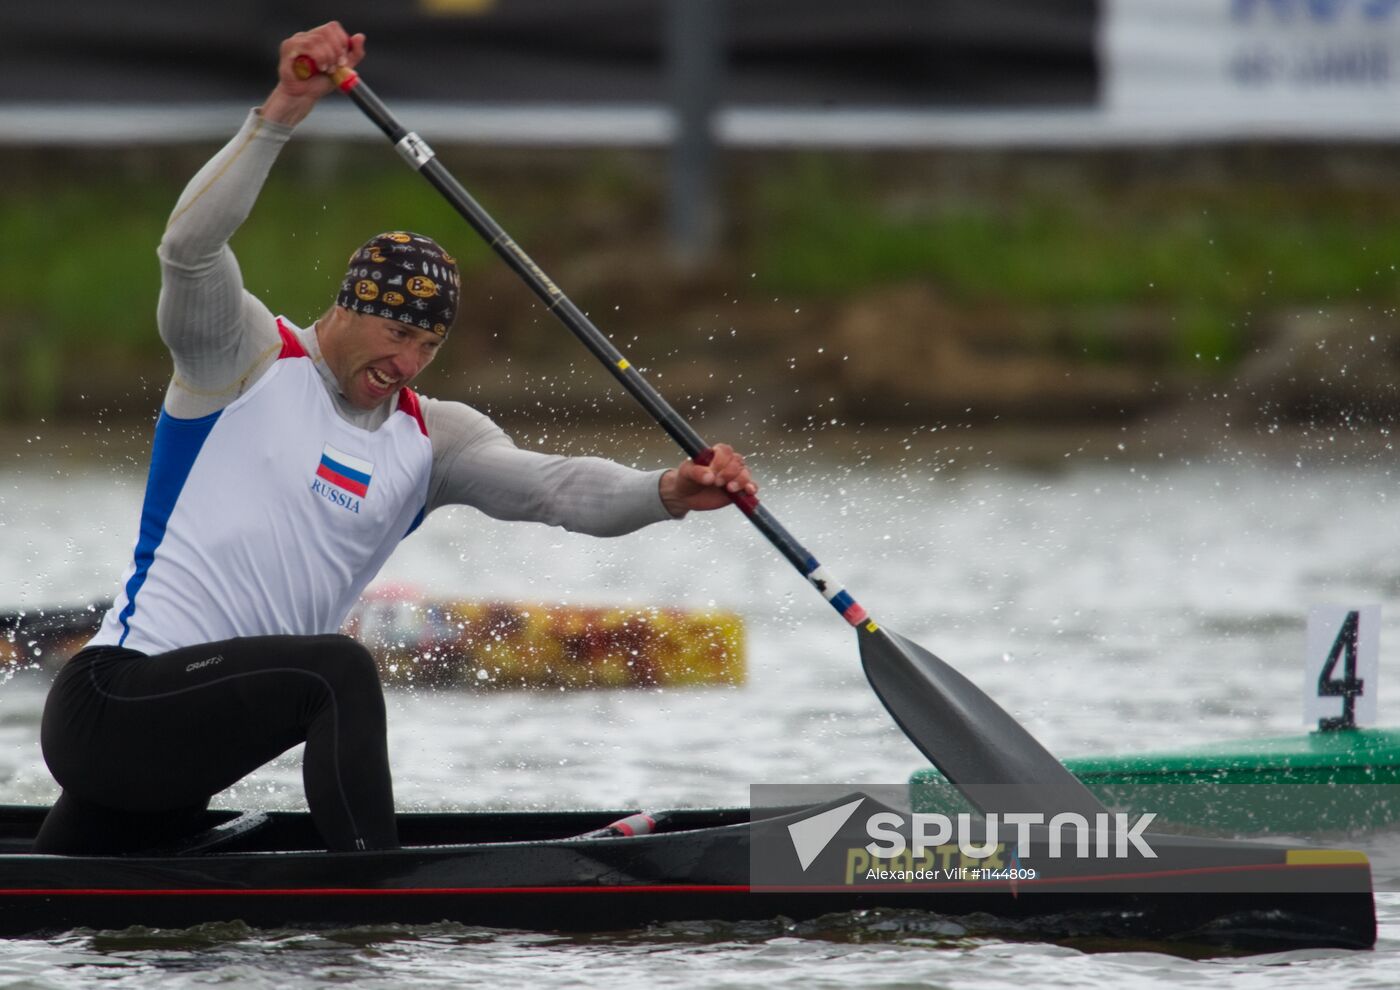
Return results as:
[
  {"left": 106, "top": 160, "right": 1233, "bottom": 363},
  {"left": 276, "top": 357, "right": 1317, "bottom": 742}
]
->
[{"left": 336, "top": 231, "right": 461, "bottom": 337}]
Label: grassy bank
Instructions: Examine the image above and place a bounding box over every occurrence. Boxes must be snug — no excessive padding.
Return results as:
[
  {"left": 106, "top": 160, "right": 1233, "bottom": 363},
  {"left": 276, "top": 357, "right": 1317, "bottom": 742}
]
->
[
  {"left": 746, "top": 151, "right": 1400, "bottom": 365},
  {"left": 4, "top": 142, "right": 1400, "bottom": 421}
]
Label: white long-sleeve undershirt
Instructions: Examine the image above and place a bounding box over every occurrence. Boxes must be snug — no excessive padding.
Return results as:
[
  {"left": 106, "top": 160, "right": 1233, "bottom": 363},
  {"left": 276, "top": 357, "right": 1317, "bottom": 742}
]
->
[{"left": 155, "top": 108, "right": 672, "bottom": 536}]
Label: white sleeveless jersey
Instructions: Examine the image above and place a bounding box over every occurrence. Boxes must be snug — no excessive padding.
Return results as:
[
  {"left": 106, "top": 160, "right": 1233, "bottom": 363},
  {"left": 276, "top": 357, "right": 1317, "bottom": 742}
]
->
[{"left": 90, "top": 319, "right": 433, "bottom": 656}]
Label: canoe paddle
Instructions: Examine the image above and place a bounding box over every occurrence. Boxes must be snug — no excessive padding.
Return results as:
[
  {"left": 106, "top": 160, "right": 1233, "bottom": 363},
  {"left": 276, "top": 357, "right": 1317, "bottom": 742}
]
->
[{"left": 302, "top": 58, "right": 1108, "bottom": 820}]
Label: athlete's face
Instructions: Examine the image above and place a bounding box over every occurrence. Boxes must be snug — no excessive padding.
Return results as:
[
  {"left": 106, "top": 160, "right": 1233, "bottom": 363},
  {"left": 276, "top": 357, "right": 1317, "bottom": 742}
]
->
[{"left": 318, "top": 307, "right": 444, "bottom": 409}]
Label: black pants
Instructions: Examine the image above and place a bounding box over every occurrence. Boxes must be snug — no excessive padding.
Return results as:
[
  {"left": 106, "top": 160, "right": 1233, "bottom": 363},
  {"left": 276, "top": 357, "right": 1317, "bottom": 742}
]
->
[{"left": 35, "top": 634, "right": 398, "bottom": 854}]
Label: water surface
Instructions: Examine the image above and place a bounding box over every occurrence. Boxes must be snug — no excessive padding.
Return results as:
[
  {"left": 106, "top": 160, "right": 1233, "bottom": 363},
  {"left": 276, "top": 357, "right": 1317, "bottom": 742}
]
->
[{"left": 2, "top": 430, "right": 1398, "bottom": 986}]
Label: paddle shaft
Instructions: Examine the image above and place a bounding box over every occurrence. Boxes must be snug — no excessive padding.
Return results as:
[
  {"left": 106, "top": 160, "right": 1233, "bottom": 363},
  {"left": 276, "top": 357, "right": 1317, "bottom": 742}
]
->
[
  {"left": 324, "top": 66, "right": 870, "bottom": 629},
  {"left": 316, "top": 63, "right": 1113, "bottom": 820}
]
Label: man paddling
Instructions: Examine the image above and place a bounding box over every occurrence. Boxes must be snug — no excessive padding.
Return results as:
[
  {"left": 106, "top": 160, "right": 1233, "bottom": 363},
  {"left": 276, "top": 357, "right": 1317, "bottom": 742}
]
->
[{"left": 35, "top": 21, "right": 756, "bottom": 855}]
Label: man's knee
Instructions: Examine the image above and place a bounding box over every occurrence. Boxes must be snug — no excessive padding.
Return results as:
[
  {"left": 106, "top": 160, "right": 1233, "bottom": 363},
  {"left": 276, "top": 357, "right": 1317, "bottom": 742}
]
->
[
  {"left": 303, "top": 634, "right": 377, "bottom": 679},
  {"left": 305, "top": 635, "right": 384, "bottom": 713}
]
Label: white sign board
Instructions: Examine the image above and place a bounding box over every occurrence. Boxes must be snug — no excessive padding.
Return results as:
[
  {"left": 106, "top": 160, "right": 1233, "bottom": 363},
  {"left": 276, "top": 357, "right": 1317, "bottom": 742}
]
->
[
  {"left": 1303, "top": 605, "right": 1379, "bottom": 729},
  {"left": 1104, "top": 0, "right": 1400, "bottom": 139}
]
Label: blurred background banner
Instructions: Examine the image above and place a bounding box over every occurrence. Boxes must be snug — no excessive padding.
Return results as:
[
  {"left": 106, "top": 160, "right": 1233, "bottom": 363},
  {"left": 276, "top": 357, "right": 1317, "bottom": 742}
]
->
[
  {"left": 0, "top": 0, "right": 1094, "bottom": 108},
  {"left": 2, "top": 0, "right": 1096, "bottom": 145},
  {"left": 1105, "top": 0, "right": 1400, "bottom": 140},
  {"left": 6, "top": 1, "right": 1400, "bottom": 145}
]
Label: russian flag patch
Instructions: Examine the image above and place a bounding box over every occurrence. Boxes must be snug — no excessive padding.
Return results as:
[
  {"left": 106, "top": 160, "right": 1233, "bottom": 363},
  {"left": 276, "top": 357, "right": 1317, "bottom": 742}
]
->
[{"left": 315, "top": 444, "right": 373, "bottom": 498}]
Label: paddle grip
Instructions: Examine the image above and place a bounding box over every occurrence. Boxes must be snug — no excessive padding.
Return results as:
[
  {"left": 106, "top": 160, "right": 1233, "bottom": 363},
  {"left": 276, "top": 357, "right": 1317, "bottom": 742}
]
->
[
  {"left": 292, "top": 55, "right": 359, "bottom": 91},
  {"left": 692, "top": 447, "right": 759, "bottom": 515}
]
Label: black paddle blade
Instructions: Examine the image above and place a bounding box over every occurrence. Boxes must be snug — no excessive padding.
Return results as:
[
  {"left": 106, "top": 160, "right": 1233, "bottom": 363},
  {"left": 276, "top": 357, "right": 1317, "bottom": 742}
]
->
[{"left": 859, "top": 624, "right": 1109, "bottom": 820}]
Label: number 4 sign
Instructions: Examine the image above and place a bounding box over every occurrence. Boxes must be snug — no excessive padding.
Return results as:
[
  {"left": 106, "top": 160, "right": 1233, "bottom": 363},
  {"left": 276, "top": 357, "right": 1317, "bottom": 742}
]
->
[{"left": 1304, "top": 606, "right": 1379, "bottom": 731}]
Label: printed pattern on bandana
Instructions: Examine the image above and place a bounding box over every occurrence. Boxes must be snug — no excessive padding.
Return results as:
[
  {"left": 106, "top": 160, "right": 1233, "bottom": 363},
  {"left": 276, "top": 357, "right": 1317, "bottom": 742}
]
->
[{"left": 337, "top": 231, "right": 461, "bottom": 337}]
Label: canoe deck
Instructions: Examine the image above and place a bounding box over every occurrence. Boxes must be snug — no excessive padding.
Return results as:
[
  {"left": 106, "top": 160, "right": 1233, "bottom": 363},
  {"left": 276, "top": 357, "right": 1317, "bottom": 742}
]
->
[
  {"left": 911, "top": 728, "right": 1400, "bottom": 834},
  {"left": 0, "top": 800, "right": 1377, "bottom": 952},
  {"left": 1066, "top": 727, "right": 1400, "bottom": 782}
]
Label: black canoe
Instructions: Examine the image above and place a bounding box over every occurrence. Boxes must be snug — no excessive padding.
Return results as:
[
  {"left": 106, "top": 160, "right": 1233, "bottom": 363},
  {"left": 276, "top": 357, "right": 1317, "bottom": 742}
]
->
[{"left": 0, "top": 797, "right": 1376, "bottom": 951}]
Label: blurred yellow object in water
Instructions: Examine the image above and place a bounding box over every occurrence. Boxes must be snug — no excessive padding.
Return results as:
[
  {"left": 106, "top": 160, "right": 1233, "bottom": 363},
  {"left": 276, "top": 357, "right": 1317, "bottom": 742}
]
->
[
  {"left": 1, "top": 594, "right": 746, "bottom": 690},
  {"left": 346, "top": 596, "right": 746, "bottom": 690},
  {"left": 419, "top": 0, "right": 495, "bottom": 15}
]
